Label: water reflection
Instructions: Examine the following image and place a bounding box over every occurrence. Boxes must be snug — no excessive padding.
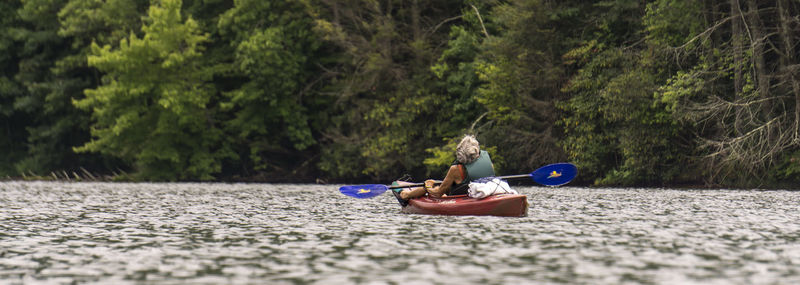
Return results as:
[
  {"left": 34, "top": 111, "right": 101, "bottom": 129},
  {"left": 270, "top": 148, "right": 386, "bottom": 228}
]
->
[{"left": 1, "top": 182, "right": 799, "bottom": 284}]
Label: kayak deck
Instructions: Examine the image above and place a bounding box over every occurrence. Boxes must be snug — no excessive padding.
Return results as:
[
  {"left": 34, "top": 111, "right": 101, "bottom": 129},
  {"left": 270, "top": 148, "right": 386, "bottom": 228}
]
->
[{"left": 394, "top": 181, "right": 529, "bottom": 217}]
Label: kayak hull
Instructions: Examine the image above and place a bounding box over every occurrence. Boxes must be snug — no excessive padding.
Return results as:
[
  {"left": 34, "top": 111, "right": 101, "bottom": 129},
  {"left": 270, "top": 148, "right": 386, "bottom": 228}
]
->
[
  {"left": 403, "top": 194, "right": 529, "bottom": 217},
  {"left": 394, "top": 181, "right": 529, "bottom": 217}
]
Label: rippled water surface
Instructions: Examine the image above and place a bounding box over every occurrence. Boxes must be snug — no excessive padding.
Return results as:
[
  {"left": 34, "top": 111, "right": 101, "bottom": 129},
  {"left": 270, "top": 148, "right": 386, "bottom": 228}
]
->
[{"left": 1, "top": 182, "right": 799, "bottom": 284}]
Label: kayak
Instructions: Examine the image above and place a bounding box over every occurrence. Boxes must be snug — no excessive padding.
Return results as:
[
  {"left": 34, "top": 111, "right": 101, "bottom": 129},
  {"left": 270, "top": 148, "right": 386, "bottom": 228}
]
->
[{"left": 392, "top": 181, "right": 529, "bottom": 217}]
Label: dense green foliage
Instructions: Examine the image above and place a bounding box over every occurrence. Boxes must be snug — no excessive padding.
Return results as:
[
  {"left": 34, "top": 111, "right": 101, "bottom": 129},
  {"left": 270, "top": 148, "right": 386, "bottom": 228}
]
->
[{"left": 1, "top": 0, "right": 799, "bottom": 187}]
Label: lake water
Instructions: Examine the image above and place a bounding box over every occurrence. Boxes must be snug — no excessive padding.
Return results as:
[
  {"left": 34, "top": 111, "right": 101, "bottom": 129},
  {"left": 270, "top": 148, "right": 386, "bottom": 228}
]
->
[{"left": 1, "top": 182, "right": 799, "bottom": 284}]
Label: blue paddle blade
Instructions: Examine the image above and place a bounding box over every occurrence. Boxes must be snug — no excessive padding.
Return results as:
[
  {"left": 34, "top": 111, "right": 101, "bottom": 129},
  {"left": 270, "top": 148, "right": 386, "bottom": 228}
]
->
[
  {"left": 339, "top": 184, "right": 389, "bottom": 198},
  {"left": 531, "top": 163, "right": 577, "bottom": 186}
]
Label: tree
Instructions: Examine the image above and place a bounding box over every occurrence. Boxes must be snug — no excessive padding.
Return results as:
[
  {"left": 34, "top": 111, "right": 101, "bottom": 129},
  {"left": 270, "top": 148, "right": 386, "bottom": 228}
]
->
[
  {"left": 653, "top": 0, "right": 800, "bottom": 185},
  {"left": 312, "top": 0, "right": 467, "bottom": 181},
  {"left": 473, "top": 0, "right": 568, "bottom": 173},
  {"left": 558, "top": 0, "right": 691, "bottom": 186},
  {"left": 0, "top": 0, "right": 27, "bottom": 176},
  {"left": 0, "top": 0, "right": 147, "bottom": 177},
  {"left": 216, "top": 0, "right": 327, "bottom": 180},
  {"left": 10, "top": 0, "right": 101, "bottom": 176},
  {"left": 75, "top": 0, "right": 228, "bottom": 180}
]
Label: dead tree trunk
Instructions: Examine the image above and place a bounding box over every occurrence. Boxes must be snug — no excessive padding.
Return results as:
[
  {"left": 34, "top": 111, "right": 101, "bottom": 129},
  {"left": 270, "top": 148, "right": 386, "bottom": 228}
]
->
[
  {"left": 745, "top": 0, "right": 770, "bottom": 106},
  {"left": 777, "top": 0, "right": 800, "bottom": 142},
  {"left": 731, "top": 0, "right": 745, "bottom": 135}
]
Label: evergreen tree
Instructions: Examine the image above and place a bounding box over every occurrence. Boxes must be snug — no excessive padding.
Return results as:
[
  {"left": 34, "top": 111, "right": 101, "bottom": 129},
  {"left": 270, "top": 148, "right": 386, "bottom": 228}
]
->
[
  {"left": 75, "top": 0, "right": 228, "bottom": 180},
  {"left": 216, "top": 0, "right": 326, "bottom": 180},
  {"left": 10, "top": 0, "right": 100, "bottom": 175},
  {"left": 0, "top": 0, "right": 27, "bottom": 176},
  {"left": 312, "top": 0, "right": 467, "bottom": 180}
]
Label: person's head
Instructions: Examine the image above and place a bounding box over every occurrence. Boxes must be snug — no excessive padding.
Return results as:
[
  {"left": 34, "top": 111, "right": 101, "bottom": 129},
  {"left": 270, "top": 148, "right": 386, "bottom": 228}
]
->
[{"left": 456, "top": 135, "right": 480, "bottom": 164}]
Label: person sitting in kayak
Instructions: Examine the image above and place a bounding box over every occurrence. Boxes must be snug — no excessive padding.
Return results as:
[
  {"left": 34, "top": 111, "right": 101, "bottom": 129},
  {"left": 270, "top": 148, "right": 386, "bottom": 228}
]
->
[{"left": 393, "top": 135, "right": 495, "bottom": 205}]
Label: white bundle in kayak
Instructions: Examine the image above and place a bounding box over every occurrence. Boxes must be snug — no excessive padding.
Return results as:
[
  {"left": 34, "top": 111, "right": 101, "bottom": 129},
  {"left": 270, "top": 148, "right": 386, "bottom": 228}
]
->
[{"left": 468, "top": 178, "right": 517, "bottom": 199}]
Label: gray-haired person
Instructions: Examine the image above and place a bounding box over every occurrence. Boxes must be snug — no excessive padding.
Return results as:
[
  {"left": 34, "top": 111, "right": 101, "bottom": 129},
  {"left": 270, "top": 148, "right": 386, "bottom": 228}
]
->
[{"left": 393, "top": 135, "right": 495, "bottom": 205}]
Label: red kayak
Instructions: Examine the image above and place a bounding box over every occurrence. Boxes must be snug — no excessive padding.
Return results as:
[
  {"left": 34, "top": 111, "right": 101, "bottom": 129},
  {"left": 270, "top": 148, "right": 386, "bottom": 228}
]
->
[{"left": 393, "top": 181, "right": 529, "bottom": 217}]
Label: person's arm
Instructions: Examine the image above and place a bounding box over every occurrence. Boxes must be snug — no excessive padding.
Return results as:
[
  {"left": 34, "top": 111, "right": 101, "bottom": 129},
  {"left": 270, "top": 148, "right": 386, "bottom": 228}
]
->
[{"left": 426, "top": 165, "right": 464, "bottom": 197}]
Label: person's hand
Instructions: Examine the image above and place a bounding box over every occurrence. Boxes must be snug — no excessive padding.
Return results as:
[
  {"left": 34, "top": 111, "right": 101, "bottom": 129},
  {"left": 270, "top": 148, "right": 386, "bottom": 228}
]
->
[
  {"left": 424, "top": 179, "right": 436, "bottom": 190},
  {"left": 424, "top": 179, "right": 445, "bottom": 197}
]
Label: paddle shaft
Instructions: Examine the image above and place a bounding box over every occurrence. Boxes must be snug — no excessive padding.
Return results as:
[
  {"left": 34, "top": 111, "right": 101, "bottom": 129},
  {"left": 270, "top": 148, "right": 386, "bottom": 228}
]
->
[{"left": 387, "top": 173, "right": 532, "bottom": 189}]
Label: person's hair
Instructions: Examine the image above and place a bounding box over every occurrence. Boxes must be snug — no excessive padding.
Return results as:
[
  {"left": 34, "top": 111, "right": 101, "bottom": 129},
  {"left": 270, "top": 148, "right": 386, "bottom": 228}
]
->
[{"left": 455, "top": 135, "right": 480, "bottom": 164}]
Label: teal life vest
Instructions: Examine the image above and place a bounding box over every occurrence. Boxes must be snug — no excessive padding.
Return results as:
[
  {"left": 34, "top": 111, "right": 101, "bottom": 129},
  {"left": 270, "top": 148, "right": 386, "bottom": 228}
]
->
[{"left": 463, "top": 150, "right": 495, "bottom": 182}]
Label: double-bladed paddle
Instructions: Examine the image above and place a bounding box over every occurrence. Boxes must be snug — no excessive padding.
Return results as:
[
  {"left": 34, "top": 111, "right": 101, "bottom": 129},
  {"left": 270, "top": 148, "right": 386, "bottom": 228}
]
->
[{"left": 339, "top": 162, "right": 577, "bottom": 198}]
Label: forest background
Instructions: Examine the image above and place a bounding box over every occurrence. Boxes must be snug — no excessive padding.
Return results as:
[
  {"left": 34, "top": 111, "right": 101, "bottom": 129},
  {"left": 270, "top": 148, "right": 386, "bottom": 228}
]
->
[{"left": 2, "top": 0, "right": 800, "bottom": 188}]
